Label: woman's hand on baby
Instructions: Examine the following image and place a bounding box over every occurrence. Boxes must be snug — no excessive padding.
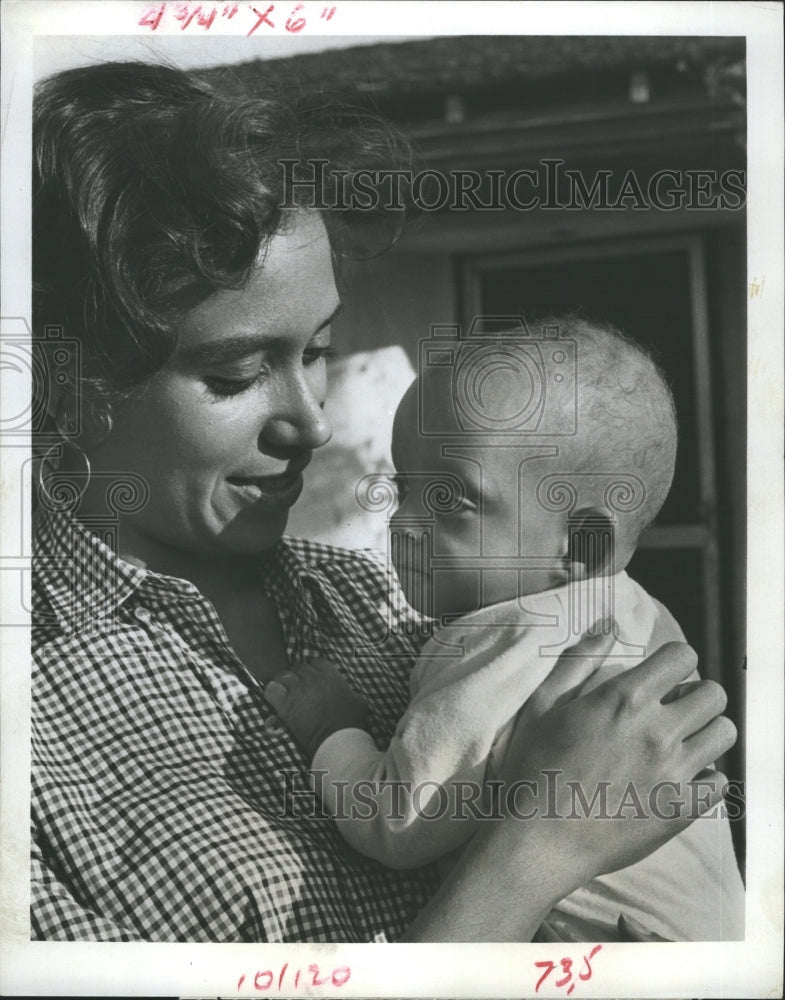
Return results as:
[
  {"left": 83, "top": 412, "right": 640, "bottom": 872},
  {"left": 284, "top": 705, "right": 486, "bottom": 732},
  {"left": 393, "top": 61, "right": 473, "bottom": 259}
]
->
[
  {"left": 617, "top": 913, "right": 671, "bottom": 942},
  {"left": 264, "top": 659, "right": 370, "bottom": 762},
  {"left": 498, "top": 638, "right": 736, "bottom": 884},
  {"left": 499, "top": 623, "right": 616, "bottom": 783}
]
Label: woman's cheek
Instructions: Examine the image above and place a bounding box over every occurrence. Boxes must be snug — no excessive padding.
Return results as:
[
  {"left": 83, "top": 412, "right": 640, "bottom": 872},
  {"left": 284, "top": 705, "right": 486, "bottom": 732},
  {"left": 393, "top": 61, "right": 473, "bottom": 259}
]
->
[{"left": 160, "top": 382, "right": 257, "bottom": 467}]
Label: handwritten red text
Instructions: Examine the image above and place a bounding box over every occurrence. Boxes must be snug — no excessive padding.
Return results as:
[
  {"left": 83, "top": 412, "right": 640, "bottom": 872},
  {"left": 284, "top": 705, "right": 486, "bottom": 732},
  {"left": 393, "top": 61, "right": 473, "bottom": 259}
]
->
[
  {"left": 237, "top": 962, "right": 351, "bottom": 993},
  {"left": 139, "top": 2, "right": 337, "bottom": 32},
  {"left": 535, "top": 945, "right": 602, "bottom": 997}
]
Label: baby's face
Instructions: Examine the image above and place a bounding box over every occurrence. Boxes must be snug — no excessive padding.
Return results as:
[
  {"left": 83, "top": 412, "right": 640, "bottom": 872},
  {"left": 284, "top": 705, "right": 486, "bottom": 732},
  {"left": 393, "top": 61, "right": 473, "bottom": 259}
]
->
[{"left": 389, "top": 382, "right": 570, "bottom": 619}]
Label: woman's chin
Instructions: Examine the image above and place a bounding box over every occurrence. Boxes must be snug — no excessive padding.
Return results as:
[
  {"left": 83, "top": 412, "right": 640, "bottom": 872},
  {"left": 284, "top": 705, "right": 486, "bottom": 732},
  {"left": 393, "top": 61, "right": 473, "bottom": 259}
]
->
[{"left": 217, "top": 507, "right": 290, "bottom": 553}]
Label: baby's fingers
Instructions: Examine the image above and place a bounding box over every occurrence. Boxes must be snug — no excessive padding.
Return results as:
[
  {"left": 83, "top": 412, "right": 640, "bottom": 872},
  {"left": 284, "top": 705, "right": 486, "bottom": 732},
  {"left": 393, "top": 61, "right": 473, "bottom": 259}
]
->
[{"left": 263, "top": 671, "right": 299, "bottom": 710}]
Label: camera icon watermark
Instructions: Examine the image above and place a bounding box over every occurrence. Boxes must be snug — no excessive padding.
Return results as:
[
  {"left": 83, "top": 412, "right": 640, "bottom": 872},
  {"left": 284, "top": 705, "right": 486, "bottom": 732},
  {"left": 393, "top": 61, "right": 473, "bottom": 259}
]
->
[
  {"left": 0, "top": 318, "right": 81, "bottom": 442},
  {"left": 418, "top": 315, "right": 577, "bottom": 437}
]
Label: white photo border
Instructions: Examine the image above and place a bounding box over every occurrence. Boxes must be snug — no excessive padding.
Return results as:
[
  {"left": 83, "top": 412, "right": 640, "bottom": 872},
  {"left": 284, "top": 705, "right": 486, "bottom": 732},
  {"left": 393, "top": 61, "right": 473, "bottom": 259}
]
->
[{"left": 1, "top": 2, "right": 782, "bottom": 996}]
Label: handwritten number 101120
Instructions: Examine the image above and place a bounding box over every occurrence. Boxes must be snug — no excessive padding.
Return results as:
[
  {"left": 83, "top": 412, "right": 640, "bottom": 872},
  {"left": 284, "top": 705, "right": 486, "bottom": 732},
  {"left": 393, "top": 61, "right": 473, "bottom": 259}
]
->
[
  {"left": 237, "top": 963, "right": 350, "bottom": 992},
  {"left": 535, "top": 945, "right": 602, "bottom": 996}
]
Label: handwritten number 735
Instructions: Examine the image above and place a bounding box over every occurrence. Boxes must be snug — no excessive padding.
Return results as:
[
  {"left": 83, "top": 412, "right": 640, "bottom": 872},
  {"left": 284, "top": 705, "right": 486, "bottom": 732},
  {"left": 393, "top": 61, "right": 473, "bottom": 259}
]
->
[{"left": 535, "top": 945, "right": 602, "bottom": 996}]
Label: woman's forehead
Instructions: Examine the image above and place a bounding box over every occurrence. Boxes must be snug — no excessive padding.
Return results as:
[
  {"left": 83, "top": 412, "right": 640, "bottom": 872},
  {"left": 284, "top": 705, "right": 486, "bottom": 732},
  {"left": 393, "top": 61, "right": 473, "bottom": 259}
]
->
[{"left": 173, "top": 212, "right": 339, "bottom": 359}]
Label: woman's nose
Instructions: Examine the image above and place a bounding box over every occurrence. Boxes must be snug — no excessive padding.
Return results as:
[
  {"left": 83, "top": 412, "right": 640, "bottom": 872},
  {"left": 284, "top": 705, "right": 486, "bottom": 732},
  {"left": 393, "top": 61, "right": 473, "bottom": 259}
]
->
[{"left": 262, "top": 373, "right": 333, "bottom": 450}]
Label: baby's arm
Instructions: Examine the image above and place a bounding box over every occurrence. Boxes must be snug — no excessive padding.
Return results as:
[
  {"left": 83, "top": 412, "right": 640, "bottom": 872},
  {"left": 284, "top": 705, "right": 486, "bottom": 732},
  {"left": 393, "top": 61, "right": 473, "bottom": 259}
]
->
[{"left": 264, "top": 660, "right": 483, "bottom": 869}]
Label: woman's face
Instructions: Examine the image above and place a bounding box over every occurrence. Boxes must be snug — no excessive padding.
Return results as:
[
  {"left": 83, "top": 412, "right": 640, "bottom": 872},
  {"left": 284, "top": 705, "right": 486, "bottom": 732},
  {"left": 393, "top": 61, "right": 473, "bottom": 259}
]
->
[{"left": 91, "top": 211, "right": 338, "bottom": 557}]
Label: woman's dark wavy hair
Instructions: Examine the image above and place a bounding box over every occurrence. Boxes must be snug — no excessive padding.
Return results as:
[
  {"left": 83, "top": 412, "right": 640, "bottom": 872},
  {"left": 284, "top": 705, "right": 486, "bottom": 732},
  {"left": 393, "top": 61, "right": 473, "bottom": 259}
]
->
[{"left": 33, "top": 61, "right": 408, "bottom": 408}]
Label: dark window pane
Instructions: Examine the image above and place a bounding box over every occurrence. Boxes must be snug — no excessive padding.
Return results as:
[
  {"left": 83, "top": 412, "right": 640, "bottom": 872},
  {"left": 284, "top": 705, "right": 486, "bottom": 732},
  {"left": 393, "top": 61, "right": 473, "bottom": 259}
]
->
[{"left": 626, "top": 548, "right": 705, "bottom": 665}]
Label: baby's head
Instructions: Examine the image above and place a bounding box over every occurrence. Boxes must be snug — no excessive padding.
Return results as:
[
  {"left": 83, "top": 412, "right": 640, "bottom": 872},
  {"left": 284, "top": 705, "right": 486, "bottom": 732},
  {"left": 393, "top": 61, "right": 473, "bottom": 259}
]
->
[{"left": 389, "top": 316, "right": 677, "bottom": 619}]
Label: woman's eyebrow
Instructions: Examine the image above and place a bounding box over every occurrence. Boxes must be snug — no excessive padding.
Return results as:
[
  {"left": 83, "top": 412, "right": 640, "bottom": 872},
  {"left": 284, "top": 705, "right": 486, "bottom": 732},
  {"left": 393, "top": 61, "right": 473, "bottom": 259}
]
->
[
  {"left": 180, "top": 334, "right": 277, "bottom": 366},
  {"left": 181, "top": 304, "right": 342, "bottom": 366}
]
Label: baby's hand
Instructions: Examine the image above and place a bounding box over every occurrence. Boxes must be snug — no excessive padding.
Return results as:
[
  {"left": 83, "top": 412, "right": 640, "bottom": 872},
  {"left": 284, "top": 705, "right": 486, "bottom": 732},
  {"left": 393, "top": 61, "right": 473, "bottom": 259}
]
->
[{"left": 264, "top": 658, "right": 370, "bottom": 762}]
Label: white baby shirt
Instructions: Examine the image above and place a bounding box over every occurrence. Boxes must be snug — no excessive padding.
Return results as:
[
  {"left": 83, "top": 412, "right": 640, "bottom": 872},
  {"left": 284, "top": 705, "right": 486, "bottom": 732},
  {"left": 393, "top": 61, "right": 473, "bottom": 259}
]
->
[{"left": 311, "top": 571, "right": 744, "bottom": 940}]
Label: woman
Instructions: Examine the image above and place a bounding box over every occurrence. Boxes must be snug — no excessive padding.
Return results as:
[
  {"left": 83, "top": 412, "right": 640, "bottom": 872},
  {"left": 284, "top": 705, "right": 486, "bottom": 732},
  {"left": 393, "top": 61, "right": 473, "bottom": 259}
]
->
[{"left": 31, "top": 62, "right": 736, "bottom": 942}]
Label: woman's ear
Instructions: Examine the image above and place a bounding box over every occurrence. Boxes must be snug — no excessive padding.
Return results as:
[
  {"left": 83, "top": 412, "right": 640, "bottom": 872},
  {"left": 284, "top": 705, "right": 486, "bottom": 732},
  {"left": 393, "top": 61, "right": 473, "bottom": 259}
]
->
[{"left": 567, "top": 506, "right": 617, "bottom": 579}]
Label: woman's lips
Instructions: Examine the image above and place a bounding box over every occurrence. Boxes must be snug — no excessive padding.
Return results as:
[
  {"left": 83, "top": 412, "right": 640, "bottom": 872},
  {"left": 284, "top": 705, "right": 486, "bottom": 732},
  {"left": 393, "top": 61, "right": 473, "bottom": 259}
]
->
[
  {"left": 228, "top": 455, "right": 312, "bottom": 509},
  {"left": 227, "top": 471, "right": 305, "bottom": 509}
]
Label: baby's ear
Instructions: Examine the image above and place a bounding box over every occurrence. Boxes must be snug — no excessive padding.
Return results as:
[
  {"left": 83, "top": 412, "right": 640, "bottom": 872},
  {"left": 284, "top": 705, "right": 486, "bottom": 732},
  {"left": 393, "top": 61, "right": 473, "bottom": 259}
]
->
[{"left": 567, "top": 506, "right": 617, "bottom": 578}]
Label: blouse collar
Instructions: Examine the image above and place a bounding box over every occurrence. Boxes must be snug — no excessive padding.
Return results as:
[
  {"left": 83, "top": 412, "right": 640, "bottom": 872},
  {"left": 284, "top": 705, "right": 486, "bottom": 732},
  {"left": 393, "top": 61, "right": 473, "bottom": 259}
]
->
[{"left": 33, "top": 506, "right": 321, "bottom": 635}]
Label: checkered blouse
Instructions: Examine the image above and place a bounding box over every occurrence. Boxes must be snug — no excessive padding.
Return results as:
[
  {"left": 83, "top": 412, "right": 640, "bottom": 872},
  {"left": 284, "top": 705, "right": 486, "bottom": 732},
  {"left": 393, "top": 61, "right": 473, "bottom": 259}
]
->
[{"left": 32, "top": 509, "right": 439, "bottom": 941}]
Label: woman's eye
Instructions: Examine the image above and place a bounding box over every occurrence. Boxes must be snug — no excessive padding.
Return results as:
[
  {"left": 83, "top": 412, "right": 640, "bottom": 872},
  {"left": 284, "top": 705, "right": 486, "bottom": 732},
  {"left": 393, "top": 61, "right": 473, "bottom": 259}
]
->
[
  {"left": 203, "top": 371, "right": 265, "bottom": 398},
  {"left": 303, "top": 345, "right": 337, "bottom": 366}
]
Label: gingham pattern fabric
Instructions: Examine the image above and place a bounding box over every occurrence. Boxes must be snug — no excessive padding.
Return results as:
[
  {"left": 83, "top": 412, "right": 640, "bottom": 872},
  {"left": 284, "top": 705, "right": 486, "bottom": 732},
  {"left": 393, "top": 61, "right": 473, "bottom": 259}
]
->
[{"left": 32, "top": 508, "right": 440, "bottom": 941}]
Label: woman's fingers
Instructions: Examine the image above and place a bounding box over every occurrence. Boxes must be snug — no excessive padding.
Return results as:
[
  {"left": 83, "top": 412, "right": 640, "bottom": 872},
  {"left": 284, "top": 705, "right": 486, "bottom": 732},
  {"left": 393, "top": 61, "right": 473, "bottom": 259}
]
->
[
  {"left": 496, "top": 632, "right": 736, "bottom": 879},
  {"left": 500, "top": 626, "right": 615, "bottom": 780},
  {"left": 524, "top": 625, "right": 616, "bottom": 717},
  {"left": 534, "top": 921, "right": 566, "bottom": 943},
  {"left": 617, "top": 913, "right": 670, "bottom": 942},
  {"left": 666, "top": 678, "right": 728, "bottom": 738},
  {"left": 683, "top": 713, "right": 738, "bottom": 773},
  {"left": 687, "top": 768, "right": 729, "bottom": 816},
  {"left": 660, "top": 678, "right": 703, "bottom": 704},
  {"left": 612, "top": 641, "right": 699, "bottom": 703}
]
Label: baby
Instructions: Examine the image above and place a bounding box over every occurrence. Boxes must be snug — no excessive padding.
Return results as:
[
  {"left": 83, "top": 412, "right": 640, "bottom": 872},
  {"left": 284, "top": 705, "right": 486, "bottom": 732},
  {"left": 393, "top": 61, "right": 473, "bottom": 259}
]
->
[{"left": 265, "top": 316, "right": 744, "bottom": 941}]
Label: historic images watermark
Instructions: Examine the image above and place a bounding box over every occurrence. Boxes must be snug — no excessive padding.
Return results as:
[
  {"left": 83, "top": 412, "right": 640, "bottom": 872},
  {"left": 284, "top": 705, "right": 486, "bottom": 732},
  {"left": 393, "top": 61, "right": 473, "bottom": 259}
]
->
[
  {"left": 278, "top": 769, "right": 746, "bottom": 823},
  {"left": 280, "top": 158, "right": 746, "bottom": 212}
]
